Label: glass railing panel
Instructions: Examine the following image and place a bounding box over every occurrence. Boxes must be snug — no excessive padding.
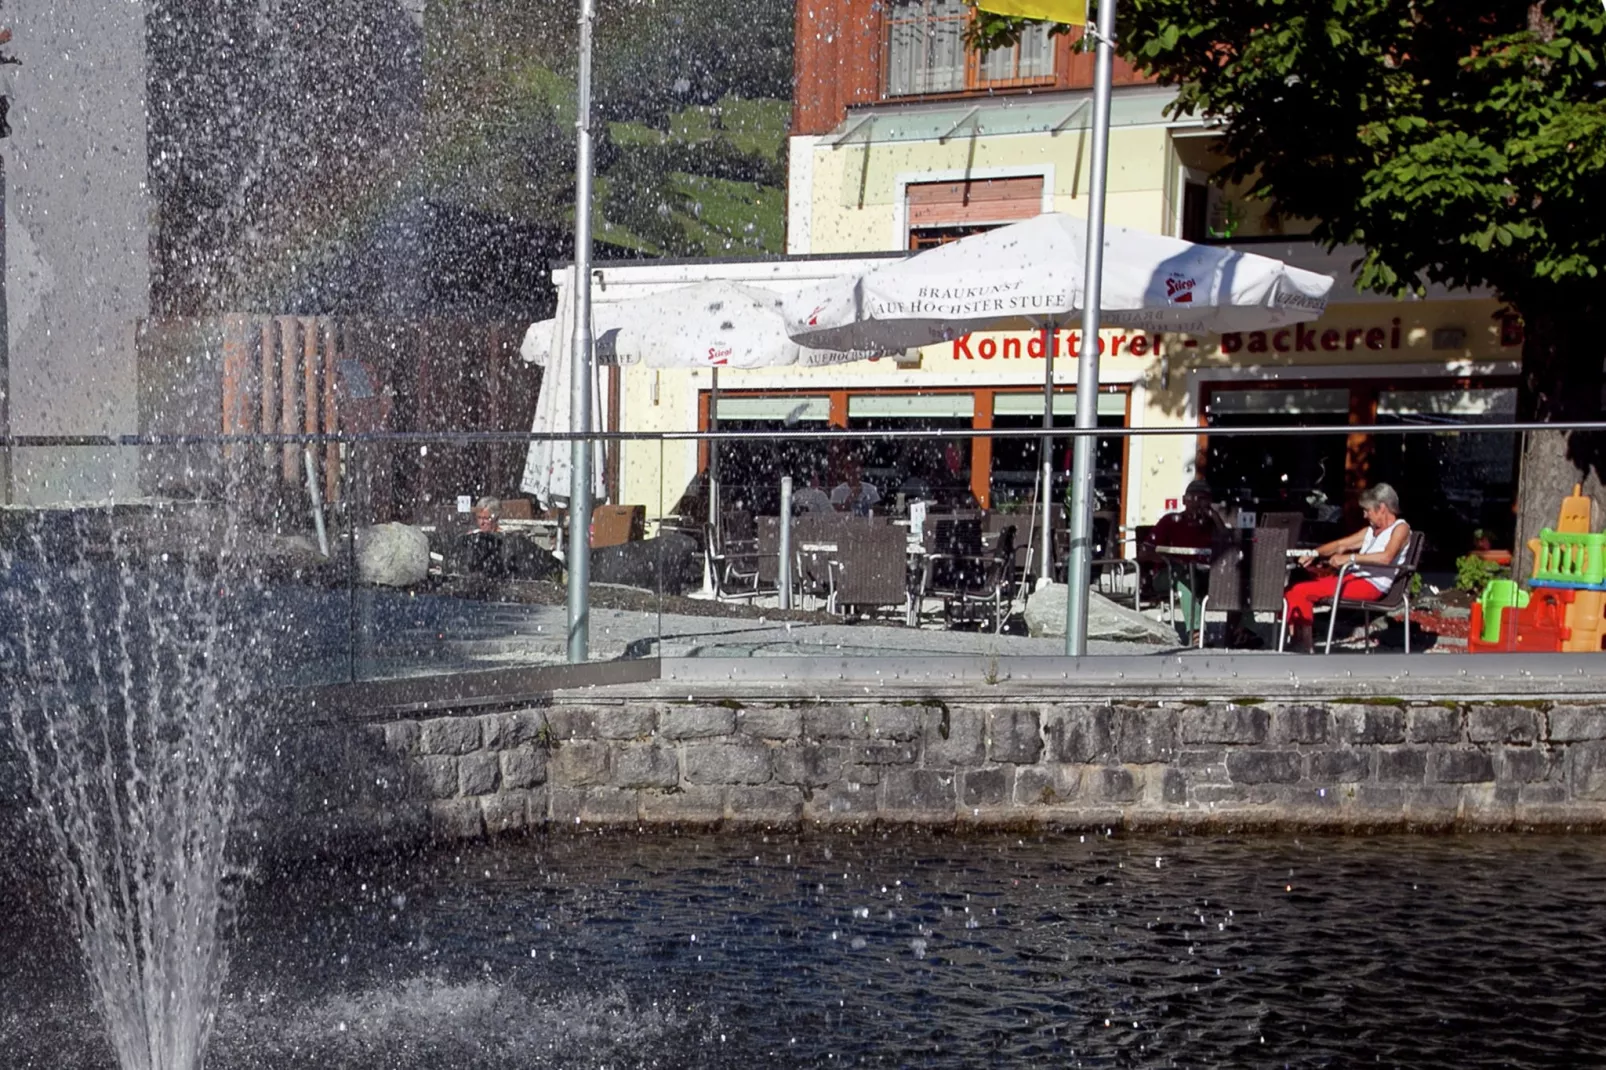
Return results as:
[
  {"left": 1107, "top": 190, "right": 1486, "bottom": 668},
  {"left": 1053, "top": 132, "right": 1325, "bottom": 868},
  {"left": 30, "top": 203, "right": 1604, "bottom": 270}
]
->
[
  {"left": 339, "top": 433, "right": 567, "bottom": 684},
  {"left": 2, "top": 421, "right": 1594, "bottom": 714},
  {"left": 579, "top": 434, "right": 672, "bottom": 665},
  {"left": 653, "top": 421, "right": 1550, "bottom": 664}
]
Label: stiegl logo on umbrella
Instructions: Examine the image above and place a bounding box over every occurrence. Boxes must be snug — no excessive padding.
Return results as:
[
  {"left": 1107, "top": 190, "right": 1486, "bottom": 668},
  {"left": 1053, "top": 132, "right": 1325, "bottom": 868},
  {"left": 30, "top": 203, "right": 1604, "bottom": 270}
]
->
[{"left": 1165, "top": 273, "right": 1197, "bottom": 304}]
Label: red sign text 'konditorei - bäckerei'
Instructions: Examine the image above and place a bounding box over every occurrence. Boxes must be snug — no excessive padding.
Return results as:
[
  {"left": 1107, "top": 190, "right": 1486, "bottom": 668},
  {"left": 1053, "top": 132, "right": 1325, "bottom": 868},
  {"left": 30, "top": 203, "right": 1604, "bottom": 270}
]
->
[{"left": 949, "top": 319, "right": 1415, "bottom": 360}]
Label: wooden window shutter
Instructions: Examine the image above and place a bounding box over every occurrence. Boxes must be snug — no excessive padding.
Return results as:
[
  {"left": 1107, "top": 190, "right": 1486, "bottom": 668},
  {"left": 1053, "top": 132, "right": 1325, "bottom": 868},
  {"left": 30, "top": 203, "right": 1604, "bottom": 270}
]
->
[{"left": 906, "top": 175, "right": 1045, "bottom": 228}]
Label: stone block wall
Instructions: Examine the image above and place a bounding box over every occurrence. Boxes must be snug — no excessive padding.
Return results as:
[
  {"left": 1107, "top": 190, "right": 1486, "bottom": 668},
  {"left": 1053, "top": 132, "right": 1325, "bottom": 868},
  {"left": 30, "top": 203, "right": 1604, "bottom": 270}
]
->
[{"left": 367, "top": 698, "right": 1606, "bottom": 838}]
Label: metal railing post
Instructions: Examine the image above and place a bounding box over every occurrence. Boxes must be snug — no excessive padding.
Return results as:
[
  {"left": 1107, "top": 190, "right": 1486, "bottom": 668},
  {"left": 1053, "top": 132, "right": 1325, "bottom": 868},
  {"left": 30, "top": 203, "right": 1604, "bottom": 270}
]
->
[
  {"left": 779, "top": 476, "right": 794, "bottom": 610},
  {"left": 1065, "top": 0, "right": 1118, "bottom": 656},
  {"left": 565, "top": 0, "right": 597, "bottom": 664},
  {"left": 1039, "top": 326, "right": 1054, "bottom": 583}
]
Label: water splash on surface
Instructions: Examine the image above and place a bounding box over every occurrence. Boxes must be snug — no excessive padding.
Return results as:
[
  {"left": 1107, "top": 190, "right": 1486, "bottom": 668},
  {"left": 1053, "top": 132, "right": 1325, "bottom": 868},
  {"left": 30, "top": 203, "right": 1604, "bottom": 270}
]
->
[{"left": 206, "top": 978, "right": 693, "bottom": 1070}]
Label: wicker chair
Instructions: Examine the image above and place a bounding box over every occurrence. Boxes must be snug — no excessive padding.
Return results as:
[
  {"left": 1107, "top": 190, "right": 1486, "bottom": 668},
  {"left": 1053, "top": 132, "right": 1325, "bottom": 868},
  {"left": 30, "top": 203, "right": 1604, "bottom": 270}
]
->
[
  {"left": 832, "top": 521, "right": 911, "bottom": 622},
  {"left": 916, "top": 519, "right": 1021, "bottom": 633}
]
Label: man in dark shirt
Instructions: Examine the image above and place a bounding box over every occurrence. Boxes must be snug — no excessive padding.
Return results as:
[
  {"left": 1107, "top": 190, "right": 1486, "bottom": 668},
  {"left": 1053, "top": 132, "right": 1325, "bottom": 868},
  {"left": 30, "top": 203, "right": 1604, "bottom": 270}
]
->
[{"left": 1138, "top": 480, "right": 1228, "bottom": 644}]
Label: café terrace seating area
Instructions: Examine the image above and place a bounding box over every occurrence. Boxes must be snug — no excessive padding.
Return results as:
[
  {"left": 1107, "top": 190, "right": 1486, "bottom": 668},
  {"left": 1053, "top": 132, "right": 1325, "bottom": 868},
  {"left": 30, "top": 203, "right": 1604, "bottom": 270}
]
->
[{"left": 689, "top": 503, "right": 1433, "bottom": 654}]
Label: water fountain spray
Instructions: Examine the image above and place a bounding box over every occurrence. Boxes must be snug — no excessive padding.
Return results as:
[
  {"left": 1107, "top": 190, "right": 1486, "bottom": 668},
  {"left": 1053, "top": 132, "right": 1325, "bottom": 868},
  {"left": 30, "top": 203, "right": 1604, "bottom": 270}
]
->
[{"left": 3, "top": 476, "right": 262, "bottom": 1070}]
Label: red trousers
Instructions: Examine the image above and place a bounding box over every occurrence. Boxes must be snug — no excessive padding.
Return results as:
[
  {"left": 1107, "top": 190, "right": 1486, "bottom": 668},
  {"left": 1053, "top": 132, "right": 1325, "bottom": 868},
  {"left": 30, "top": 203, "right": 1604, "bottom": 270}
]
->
[{"left": 1285, "top": 575, "right": 1382, "bottom": 626}]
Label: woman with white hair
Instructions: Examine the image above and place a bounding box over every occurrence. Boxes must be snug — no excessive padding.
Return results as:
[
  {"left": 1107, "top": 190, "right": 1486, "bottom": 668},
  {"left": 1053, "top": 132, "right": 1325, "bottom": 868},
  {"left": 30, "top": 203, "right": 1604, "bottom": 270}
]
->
[{"left": 1284, "top": 483, "right": 1411, "bottom": 652}]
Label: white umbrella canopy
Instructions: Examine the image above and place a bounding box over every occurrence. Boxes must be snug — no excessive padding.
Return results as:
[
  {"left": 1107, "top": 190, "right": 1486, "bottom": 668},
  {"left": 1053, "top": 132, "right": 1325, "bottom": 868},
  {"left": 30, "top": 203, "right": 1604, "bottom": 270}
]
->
[
  {"left": 519, "top": 279, "right": 887, "bottom": 506},
  {"left": 782, "top": 213, "right": 1334, "bottom": 352},
  {"left": 590, "top": 279, "right": 883, "bottom": 368}
]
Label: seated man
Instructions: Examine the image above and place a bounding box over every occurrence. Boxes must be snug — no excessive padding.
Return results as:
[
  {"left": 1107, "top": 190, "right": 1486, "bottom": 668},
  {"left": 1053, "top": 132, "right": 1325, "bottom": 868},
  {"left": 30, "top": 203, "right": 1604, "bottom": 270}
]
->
[
  {"left": 831, "top": 460, "right": 882, "bottom": 517},
  {"left": 791, "top": 471, "right": 835, "bottom": 514},
  {"left": 452, "top": 496, "right": 554, "bottom": 582},
  {"left": 1138, "top": 480, "right": 1227, "bottom": 644},
  {"left": 1284, "top": 482, "right": 1410, "bottom": 652}
]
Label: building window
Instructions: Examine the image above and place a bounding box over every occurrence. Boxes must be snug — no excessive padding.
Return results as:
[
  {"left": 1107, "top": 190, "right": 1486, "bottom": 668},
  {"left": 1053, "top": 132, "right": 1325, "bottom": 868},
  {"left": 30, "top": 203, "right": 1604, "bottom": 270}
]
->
[
  {"left": 906, "top": 175, "right": 1044, "bottom": 249},
  {"left": 886, "top": 0, "right": 969, "bottom": 96},
  {"left": 976, "top": 21, "right": 1055, "bottom": 86},
  {"left": 885, "top": 0, "right": 1056, "bottom": 97},
  {"left": 1201, "top": 380, "right": 1520, "bottom": 565},
  {"left": 909, "top": 225, "right": 990, "bottom": 250},
  {"left": 905, "top": 176, "right": 1040, "bottom": 247}
]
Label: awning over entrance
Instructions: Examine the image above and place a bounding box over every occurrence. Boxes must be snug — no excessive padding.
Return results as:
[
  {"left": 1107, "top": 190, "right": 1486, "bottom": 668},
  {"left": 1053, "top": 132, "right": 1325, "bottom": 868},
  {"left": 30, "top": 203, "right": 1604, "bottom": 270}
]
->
[{"left": 825, "top": 86, "right": 1180, "bottom": 148}]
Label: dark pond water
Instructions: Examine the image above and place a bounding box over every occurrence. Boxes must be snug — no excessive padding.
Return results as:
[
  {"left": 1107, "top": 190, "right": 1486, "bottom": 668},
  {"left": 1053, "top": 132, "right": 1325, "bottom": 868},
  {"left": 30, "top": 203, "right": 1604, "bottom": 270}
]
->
[{"left": 4, "top": 831, "right": 1605, "bottom": 1068}]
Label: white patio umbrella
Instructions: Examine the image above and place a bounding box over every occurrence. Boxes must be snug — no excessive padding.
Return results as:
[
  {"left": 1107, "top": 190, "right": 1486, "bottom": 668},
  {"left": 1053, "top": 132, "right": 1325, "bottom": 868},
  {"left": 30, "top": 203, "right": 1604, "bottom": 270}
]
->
[
  {"left": 586, "top": 280, "right": 882, "bottom": 369},
  {"left": 520, "top": 280, "right": 888, "bottom": 533},
  {"left": 782, "top": 210, "right": 1334, "bottom": 625},
  {"left": 782, "top": 213, "right": 1334, "bottom": 352}
]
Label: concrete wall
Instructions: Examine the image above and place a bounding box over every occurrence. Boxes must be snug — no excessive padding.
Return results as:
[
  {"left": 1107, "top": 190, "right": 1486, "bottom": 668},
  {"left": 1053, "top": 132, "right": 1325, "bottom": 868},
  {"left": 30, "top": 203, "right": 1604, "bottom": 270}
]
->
[
  {"left": 366, "top": 697, "right": 1606, "bottom": 837},
  {"left": 4, "top": 0, "right": 151, "bottom": 503}
]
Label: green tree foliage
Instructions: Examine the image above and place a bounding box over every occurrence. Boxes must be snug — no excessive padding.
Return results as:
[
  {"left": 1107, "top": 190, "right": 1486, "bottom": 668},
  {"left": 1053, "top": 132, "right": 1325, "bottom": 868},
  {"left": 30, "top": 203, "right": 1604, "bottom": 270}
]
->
[
  {"left": 1113, "top": 1, "right": 1606, "bottom": 313},
  {"left": 426, "top": 0, "right": 791, "bottom": 256},
  {"left": 973, "top": 1, "right": 1606, "bottom": 563}
]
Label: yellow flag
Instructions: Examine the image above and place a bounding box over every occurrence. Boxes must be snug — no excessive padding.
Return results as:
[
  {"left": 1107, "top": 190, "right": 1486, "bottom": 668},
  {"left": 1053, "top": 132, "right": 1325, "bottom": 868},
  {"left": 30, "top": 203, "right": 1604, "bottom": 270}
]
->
[{"left": 975, "top": 0, "right": 1088, "bottom": 23}]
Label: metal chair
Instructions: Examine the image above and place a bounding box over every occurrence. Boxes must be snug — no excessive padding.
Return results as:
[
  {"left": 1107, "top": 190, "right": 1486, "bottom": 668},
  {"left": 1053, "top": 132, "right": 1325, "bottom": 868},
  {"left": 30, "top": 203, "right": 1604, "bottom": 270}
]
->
[
  {"left": 1194, "top": 538, "right": 1245, "bottom": 649},
  {"left": 1091, "top": 549, "right": 1141, "bottom": 610},
  {"left": 704, "top": 509, "right": 769, "bottom": 601},
  {"left": 791, "top": 512, "right": 847, "bottom": 613},
  {"left": 756, "top": 516, "right": 784, "bottom": 590},
  {"left": 1279, "top": 530, "right": 1426, "bottom": 653},
  {"left": 1244, "top": 527, "right": 1292, "bottom": 651},
  {"left": 1258, "top": 511, "right": 1305, "bottom": 547}
]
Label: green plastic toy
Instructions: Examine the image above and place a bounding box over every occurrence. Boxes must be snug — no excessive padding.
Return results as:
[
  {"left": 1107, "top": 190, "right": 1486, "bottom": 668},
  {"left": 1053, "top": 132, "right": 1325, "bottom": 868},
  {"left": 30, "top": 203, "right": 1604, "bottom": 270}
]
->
[{"left": 1479, "top": 579, "right": 1530, "bottom": 645}]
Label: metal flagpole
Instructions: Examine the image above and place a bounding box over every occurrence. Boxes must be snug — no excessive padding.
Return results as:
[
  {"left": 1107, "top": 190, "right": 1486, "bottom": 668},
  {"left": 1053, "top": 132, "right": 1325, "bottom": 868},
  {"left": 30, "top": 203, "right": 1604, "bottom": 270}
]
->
[
  {"left": 566, "top": 0, "right": 597, "bottom": 663},
  {"left": 1065, "top": 0, "right": 1117, "bottom": 655},
  {"left": 1038, "top": 326, "right": 1054, "bottom": 582}
]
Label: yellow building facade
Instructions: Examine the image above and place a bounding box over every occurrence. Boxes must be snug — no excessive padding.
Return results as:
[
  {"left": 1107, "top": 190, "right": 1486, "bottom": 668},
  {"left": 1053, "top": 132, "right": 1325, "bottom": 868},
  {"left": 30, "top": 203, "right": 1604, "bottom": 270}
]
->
[{"left": 564, "top": 14, "right": 1521, "bottom": 566}]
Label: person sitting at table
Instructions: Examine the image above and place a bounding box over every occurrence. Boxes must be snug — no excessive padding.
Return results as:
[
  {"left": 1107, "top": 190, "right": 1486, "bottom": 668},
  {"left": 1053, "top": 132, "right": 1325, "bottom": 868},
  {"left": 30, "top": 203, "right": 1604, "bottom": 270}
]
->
[
  {"left": 791, "top": 469, "right": 835, "bottom": 514},
  {"left": 472, "top": 496, "right": 501, "bottom": 534},
  {"left": 1283, "top": 482, "right": 1411, "bottom": 653},
  {"left": 831, "top": 458, "right": 882, "bottom": 517},
  {"left": 1138, "top": 479, "right": 1228, "bottom": 644}
]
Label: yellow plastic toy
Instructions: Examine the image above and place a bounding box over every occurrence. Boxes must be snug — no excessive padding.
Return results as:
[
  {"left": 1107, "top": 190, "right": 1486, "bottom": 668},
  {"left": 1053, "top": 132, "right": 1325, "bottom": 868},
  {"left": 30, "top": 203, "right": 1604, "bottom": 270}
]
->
[
  {"left": 1528, "top": 483, "right": 1595, "bottom": 573},
  {"left": 1562, "top": 589, "right": 1606, "bottom": 653}
]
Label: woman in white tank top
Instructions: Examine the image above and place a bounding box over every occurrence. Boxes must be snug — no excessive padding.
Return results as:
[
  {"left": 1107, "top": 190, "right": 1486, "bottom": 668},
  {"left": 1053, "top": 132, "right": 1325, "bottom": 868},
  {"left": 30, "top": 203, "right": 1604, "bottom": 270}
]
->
[{"left": 1284, "top": 483, "right": 1411, "bottom": 652}]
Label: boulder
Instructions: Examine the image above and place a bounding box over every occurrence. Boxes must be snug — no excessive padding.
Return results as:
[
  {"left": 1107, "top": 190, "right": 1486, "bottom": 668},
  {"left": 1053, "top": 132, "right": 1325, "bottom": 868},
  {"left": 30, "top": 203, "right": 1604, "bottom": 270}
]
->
[
  {"left": 356, "top": 523, "right": 430, "bottom": 587},
  {"left": 590, "top": 533, "right": 702, "bottom": 596},
  {"left": 1024, "top": 581, "right": 1175, "bottom": 644}
]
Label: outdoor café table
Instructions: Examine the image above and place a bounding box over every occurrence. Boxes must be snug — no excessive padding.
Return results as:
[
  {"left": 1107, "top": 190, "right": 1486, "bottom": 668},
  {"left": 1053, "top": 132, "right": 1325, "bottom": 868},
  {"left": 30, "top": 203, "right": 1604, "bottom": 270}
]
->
[
  {"left": 1153, "top": 544, "right": 1212, "bottom": 627},
  {"left": 1155, "top": 545, "right": 1212, "bottom": 581}
]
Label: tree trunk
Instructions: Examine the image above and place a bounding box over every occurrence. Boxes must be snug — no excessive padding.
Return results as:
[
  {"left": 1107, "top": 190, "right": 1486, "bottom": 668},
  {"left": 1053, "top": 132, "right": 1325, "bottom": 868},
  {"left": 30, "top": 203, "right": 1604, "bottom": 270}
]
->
[{"left": 1512, "top": 304, "right": 1606, "bottom": 579}]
